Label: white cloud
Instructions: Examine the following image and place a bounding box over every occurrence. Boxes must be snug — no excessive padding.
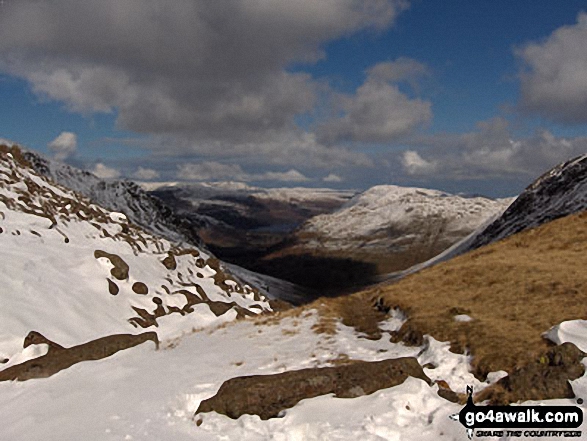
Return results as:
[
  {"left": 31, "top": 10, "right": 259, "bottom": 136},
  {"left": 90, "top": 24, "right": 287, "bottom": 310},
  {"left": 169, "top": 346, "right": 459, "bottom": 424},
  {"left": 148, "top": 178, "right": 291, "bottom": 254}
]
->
[
  {"left": 517, "top": 12, "right": 587, "bottom": 124},
  {"left": 403, "top": 117, "right": 587, "bottom": 180},
  {"left": 92, "top": 163, "right": 121, "bottom": 180},
  {"left": 177, "top": 162, "right": 310, "bottom": 183},
  {"left": 317, "top": 59, "right": 431, "bottom": 145},
  {"left": 323, "top": 173, "right": 343, "bottom": 182},
  {"left": 154, "top": 131, "right": 374, "bottom": 169},
  {"left": 261, "top": 169, "right": 310, "bottom": 182},
  {"left": 131, "top": 167, "right": 160, "bottom": 181},
  {"left": 48, "top": 131, "right": 77, "bottom": 161},
  {"left": 401, "top": 150, "right": 436, "bottom": 175},
  {"left": 0, "top": 1, "right": 409, "bottom": 144}
]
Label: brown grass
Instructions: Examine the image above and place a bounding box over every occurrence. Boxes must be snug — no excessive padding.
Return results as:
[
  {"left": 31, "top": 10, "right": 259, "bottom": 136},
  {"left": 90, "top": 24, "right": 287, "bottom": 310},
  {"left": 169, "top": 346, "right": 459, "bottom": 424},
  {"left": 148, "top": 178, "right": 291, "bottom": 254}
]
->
[{"left": 348, "top": 210, "right": 587, "bottom": 379}]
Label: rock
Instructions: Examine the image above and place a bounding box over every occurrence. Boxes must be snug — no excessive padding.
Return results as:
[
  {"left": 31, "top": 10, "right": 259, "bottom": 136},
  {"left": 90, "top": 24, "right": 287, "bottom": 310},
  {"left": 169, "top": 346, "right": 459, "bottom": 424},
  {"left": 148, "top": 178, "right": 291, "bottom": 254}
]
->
[
  {"left": 94, "top": 250, "right": 129, "bottom": 280},
  {"left": 195, "top": 357, "right": 430, "bottom": 420},
  {"left": 161, "top": 253, "right": 177, "bottom": 270},
  {"left": 0, "top": 332, "right": 159, "bottom": 382},
  {"left": 476, "top": 343, "right": 586, "bottom": 405},
  {"left": 107, "top": 278, "right": 119, "bottom": 295},
  {"left": 132, "top": 282, "right": 149, "bottom": 295}
]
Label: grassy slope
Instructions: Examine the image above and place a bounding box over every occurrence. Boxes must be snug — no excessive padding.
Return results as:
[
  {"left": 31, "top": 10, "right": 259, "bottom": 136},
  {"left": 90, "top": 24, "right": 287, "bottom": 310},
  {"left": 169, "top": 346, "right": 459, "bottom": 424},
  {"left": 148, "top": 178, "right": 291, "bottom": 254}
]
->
[{"left": 309, "top": 210, "right": 587, "bottom": 379}]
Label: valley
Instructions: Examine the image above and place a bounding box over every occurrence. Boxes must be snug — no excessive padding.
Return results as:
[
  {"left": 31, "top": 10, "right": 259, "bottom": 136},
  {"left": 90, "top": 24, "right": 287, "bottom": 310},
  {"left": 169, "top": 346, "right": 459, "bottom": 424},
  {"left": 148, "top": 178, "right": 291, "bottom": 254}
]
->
[{"left": 2, "top": 144, "right": 587, "bottom": 441}]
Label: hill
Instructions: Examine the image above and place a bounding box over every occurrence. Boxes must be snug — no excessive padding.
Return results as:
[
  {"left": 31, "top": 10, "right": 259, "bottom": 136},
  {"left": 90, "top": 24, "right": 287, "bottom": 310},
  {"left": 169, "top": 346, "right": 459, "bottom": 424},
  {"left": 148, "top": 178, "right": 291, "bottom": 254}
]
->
[{"left": 0, "top": 145, "right": 273, "bottom": 368}]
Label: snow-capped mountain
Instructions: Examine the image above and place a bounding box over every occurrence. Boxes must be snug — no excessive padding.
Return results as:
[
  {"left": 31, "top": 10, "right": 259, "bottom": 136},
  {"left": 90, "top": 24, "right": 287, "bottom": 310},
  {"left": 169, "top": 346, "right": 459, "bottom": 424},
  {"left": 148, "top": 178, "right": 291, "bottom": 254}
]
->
[
  {"left": 0, "top": 145, "right": 272, "bottom": 368},
  {"left": 149, "top": 181, "right": 354, "bottom": 235},
  {"left": 461, "top": 153, "right": 587, "bottom": 252},
  {"left": 23, "top": 150, "right": 203, "bottom": 247},
  {"left": 277, "top": 184, "right": 513, "bottom": 274}
]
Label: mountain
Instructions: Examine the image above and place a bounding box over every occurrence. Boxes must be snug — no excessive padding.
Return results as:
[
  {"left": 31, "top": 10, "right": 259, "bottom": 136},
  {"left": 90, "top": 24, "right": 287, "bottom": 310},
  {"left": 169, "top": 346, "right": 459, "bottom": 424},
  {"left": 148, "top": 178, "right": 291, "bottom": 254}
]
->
[
  {"left": 21, "top": 149, "right": 311, "bottom": 302},
  {"left": 149, "top": 181, "right": 354, "bottom": 250},
  {"left": 257, "top": 185, "right": 512, "bottom": 290},
  {"left": 22, "top": 150, "right": 203, "bottom": 247},
  {"left": 2, "top": 145, "right": 586, "bottom": 439},
  {"left": 354, "top": 208, "right": 587, "bottom": 395},
  {"left": 0, "top": 145, "right": 273, "bottom": 369},
  {"left": 460, "top": 153, "right": 587, "bottom": 252}
]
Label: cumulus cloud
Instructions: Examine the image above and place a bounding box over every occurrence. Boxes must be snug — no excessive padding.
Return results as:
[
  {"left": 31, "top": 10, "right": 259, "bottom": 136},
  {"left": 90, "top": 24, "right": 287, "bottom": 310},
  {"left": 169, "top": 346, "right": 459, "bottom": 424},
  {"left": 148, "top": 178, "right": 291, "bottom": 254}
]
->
[
  {"left": 517, "top": 12, "right": 587, "bottom": 124},
  {"left": 177, "top": 162, "right": 310, "bottom": 182},
  {"left": 0, "top": 0, "right": 409, "bottom": 146},
  {"left": 132, "top": 167, "right": 160, "bottom": 181},
  {"left": 401, "top": 150, "right": 436, "bottom": 175},
  {"left": 404, "top": 117, "right": 587, "bottom": 180},
  {"left": 153, "top": 131, "right": 374, "bottom": 169},
  {"left": 323, "top": 173, "right": 343, "bottom": 183},
  {"left": 92, "top": 163, "right": 120, "bottom": 179},
  {"left": 316, "top": 58, "right": 431, "bottom": 145},
  {"left": 48, "top": 131, "right": 77, "bottom": 161}
]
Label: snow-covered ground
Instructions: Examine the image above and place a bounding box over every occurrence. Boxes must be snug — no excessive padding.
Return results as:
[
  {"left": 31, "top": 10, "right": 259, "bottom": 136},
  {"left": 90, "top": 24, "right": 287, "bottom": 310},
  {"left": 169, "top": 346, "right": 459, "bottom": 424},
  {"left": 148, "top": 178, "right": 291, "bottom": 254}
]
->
[
  {"left": 0, "top": 310, "right": 471, "bottom": 441},
  {"left": 0, "top": 148, "right": 271, "bottom": 365},
  {"left": 2, "top": 307, "right": 586, "bottom": 440}
]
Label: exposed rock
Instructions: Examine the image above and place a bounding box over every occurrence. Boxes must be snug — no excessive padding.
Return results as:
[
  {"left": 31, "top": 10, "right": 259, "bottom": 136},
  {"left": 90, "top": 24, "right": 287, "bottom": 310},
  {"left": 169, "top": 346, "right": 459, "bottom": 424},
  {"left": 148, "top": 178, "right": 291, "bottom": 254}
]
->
[
  {"left": 94, "top": 250, "right": 129, "bottom": 280},
  {"left": 132, "top": 282, "right": 149, "bottom": 295},
  {"left": 107, "top": 278, "right": 119, "bottom": 295},
  {"left": 161, "top": 253, "right": 177, "bottom": 270},
  {"left": 0, "top": 332, "right": 159, "bottom": 382},
  {"left": 23, "top": 331, "right": 64, "bottom": 352},
  {"left": 476, "top": 343, "right": 586, "bottom": 405},
  {"left": 461, "top": 154, "right": 587, "bottom": 254},
  {"left": 195, "top": 357, "right": 430, "bottom": 420}
]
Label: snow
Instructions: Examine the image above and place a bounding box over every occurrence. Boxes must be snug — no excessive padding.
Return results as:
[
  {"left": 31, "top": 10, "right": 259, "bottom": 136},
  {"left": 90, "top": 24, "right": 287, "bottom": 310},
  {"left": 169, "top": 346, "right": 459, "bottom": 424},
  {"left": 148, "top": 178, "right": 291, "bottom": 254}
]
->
[
  {"left": 544, "top": 320, "right": 587, "bottom": 352},
  {"left": 0, "top": 311, "right": 468, "bottom": 441},
  {"left": 296, "top": 184, "right": 513, "bottom": 253},
  {"left": 457, "top": 154, "right": 587, "bottom": 254},
  {"left": 0, "top": 150, "right": 272, "bottom": 364},
  {"left": 5, "top": 306, "right": 584, "bottom": 440},
  {"left": 454, "top": 314, "right": 473, "bottom": 322}
]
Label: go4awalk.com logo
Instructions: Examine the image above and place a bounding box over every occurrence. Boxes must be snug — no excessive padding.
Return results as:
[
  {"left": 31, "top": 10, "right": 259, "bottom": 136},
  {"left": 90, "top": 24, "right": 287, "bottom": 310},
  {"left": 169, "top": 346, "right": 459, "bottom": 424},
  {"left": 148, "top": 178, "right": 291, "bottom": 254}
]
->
[{"left": 450, "top": 386, "right": 583, "bottom": 439}]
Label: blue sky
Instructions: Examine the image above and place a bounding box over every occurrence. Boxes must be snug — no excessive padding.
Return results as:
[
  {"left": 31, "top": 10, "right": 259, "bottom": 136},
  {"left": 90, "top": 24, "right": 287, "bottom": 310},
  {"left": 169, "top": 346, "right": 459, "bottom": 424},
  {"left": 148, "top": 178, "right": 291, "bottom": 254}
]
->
[{"left": 1, "top": 1, "right": 587, "bottom": 197}]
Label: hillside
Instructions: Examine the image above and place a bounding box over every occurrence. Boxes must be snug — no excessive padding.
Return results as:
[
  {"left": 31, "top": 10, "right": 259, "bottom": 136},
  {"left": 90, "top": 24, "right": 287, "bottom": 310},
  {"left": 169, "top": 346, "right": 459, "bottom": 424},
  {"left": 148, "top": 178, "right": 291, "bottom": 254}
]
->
[
  {"left": 252, "top": 185, "right": 512, "bottom": 292},
  {"left": 150, "top": 182, "right": 353, "bottom": 257},
  {"left": 2, "top": 143, "right": 587, "bottom": 439},
  {"left": 352, "top": 209, "right": 587, "bottom": 380},
  {"left": 23, "top": 150, "right": 204, "bottom": 247},
  {"left": 453, "top": 153, "right": 587, "bottom": 256},
  {"left": 0, "top": 145, "right": 273, "bottom": 368}
]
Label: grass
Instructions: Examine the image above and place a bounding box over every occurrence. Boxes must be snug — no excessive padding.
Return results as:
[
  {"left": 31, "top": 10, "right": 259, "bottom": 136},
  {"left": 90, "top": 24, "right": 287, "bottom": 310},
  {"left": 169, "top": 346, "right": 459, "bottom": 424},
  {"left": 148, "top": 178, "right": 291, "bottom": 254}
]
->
[{"left": 346, "top": 210, "right": 587, "bottom": 378}]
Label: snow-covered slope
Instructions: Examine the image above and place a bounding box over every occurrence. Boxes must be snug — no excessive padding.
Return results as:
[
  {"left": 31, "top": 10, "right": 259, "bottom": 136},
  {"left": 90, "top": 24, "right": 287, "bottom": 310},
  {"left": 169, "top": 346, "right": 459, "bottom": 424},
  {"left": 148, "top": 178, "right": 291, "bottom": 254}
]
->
[
  {"left": 23, "top": 150, "right": 203, "bottom": 247},
  {"left": 460, "top": 153, "right": 587, "bottom": 252},
  {"left": 0, "top": 145, "right": 271, "bottom": 366},
  {"left": 282, "top": 185, "right": 513, "bottom": 274}
]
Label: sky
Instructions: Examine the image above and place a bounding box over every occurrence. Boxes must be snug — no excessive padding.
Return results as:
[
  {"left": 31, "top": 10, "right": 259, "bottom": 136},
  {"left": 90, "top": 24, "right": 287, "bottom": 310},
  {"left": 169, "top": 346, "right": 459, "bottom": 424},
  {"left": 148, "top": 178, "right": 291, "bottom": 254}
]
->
[{"left": 1, "top": 0, "right": 587, "bottom": 197}]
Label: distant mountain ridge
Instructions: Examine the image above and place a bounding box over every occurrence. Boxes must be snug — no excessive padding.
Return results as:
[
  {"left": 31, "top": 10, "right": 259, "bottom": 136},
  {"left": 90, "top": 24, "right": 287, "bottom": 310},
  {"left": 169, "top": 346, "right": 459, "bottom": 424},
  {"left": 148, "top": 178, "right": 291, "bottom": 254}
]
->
[
  {"left": 22, "top": 150, "right": 203, "bottom": 247},
  {"left": 268, "top": 184, "right": 513, "bottom": 276}
]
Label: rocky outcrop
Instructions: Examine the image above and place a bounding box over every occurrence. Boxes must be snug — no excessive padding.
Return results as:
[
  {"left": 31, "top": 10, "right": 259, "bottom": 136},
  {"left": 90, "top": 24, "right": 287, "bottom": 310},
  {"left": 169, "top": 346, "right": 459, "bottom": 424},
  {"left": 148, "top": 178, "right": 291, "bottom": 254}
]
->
[
  {"left": 195, "top": 357, "right": 430, "bottom": 420},
  {"left": 0, "top": 331, "right": 159, "bottom": 382},
  {"left": 476, "top": 343, "right": 586, "bottom": 405}
]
